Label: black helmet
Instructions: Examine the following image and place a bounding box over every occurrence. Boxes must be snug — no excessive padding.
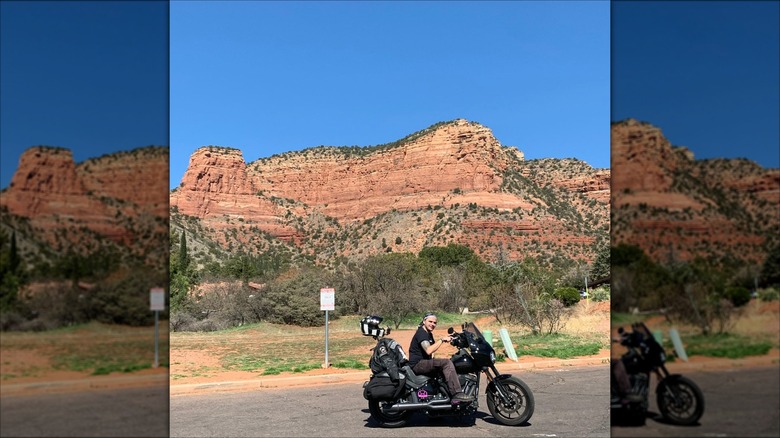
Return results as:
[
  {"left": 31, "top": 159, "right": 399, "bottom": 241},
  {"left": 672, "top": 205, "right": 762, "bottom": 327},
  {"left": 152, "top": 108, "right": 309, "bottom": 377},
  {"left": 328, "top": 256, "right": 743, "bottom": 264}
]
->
[{"left": 360, "top": 315, "right": 390, "bottom": 338}]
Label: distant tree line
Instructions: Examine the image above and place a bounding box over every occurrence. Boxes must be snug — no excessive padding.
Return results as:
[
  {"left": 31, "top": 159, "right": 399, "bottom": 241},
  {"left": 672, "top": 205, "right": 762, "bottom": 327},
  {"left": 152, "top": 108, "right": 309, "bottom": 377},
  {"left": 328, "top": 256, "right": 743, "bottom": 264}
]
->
[
  {"left": 170, "top": 240, "right": 612, "bottom": 333},
  {"left": 611, "top": 242, "right": 780, "bottom": 335},
  {"left": 1, "top": 228, "right": 166, "bottom": 331}
]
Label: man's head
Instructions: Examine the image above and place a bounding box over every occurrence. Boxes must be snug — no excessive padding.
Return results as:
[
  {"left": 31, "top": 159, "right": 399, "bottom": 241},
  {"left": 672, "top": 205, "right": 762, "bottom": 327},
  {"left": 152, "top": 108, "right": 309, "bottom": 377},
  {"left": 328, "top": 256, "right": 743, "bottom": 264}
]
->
[{"left": 421, "top": 312, "right": 438, "bottom": 332}]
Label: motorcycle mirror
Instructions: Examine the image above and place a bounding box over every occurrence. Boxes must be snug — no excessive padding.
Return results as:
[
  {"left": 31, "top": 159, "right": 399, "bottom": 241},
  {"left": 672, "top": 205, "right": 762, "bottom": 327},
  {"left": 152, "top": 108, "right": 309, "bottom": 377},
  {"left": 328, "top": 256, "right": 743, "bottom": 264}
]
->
[
  {"left": 617, "top": 327, "right": 624, "bottom": 334},
  {"left": 385, "top": 327, "right": 392, "bottom": 336},
  {"left": 447, "top": 327, "right": 454, "bottom": 334}
]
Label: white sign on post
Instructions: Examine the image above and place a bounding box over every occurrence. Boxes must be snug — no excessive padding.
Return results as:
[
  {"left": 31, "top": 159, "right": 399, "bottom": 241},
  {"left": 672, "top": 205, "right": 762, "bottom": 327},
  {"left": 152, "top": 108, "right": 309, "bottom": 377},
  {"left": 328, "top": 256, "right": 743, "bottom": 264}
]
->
[
  {"left": 320, "top": 288, "right": 335, "bottom": 368},
  {"left": 150, "top": 287, "right": 165, "bottom": 311},
  {"left": 320, "top": 288, "right": 335, "bottom": 311}
]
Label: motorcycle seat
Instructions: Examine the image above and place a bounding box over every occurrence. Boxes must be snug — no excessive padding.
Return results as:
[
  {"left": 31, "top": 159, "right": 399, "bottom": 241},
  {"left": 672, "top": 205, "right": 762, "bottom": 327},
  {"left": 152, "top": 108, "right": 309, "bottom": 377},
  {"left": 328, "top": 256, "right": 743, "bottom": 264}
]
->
[{"left": 400, "top": 365, "right": 431, "bottom": 389}]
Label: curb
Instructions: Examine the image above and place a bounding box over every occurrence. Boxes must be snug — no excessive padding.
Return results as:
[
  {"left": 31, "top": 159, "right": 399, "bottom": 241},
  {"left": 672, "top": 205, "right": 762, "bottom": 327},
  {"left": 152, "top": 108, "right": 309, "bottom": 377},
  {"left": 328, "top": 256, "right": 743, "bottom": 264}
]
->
[
  {"left": 170, "top": 371, "right": 370, "bottom": 396},
  {"left": 665, "top": 355, "right": 780, "bottom": 373},
  {"left": 512, "top": 356, "right": 611, "bottom": 369},
  {"left": 168, "top": 357, "right": 612, "bottom": 397},
  {"left": 0, "top": 373, "right": 168, "bottom": 398},
  {"left": 7, "top": 355, "right": 775, "bottom": 397}
]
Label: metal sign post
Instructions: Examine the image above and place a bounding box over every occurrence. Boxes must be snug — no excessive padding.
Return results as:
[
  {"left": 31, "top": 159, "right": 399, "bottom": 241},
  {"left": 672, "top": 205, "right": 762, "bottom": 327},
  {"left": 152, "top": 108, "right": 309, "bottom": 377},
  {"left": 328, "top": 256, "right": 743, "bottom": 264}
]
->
[
  {"left": 150, "top": 287, "right": 165, "bottom": 368},
  {"left": 320, "top": 287, "right": 335, "bottom": 368}
]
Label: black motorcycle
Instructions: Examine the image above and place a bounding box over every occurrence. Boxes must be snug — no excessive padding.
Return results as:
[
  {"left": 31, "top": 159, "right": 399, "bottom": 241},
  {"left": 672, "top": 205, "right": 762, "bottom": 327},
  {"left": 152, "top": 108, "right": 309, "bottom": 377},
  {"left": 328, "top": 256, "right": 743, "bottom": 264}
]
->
[
  {"left": 611, "top": 322, "right": 705, "bottom": 425},
  {"left": 363, "top": 322, "right": 534, "bottom": 427}
]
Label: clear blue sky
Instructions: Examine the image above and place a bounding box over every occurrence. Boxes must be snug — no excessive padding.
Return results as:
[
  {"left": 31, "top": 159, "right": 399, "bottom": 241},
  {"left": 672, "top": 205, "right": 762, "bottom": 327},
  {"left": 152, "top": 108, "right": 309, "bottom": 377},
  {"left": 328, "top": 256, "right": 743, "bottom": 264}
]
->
[
  {"left": 3, "top": 2, "right": 775, "bottom": 193},
  {"left": 612, "top": 1, "right": 779, "bottom": 168},
  {"left": 170, "top": 1, "right": 611, "bottom": 189},
  {"left": 0, "top": 1, "right": 169, "bottom": 190}
]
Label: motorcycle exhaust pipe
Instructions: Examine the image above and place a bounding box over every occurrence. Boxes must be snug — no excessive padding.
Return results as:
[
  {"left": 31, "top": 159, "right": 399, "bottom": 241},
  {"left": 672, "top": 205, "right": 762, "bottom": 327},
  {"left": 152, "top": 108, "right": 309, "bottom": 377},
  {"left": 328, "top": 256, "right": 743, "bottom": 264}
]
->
[{"left": 383, "top": 399, "right": 452, "bottom": 413}]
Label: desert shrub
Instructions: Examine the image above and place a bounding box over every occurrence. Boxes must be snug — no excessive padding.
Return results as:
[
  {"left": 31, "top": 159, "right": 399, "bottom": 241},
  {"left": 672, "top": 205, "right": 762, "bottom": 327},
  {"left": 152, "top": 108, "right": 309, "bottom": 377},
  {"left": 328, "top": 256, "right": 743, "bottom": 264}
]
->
[
  {"left": 343, "top": 253, "right": 428, "bottom": 329},
  {"left": 589, "top": 286, "right": 611, "bottom": 302},
  {"left": 257, "top": 267, "right": 335, "bottom": 327},
  {"left": 15, "top": 317, "right": 62, "bottom": 332},
  {"left": 553, "top": 287, "right": 581, "bottom": 307},
  {"left": 0, "top": 309, "right": 28, "bottom": 331},
  {"left": 758, "top": 288, "right": 779, "bottom": 302},
  {"left": 18, "top": 282, "right": 82, "bottom": 328},
  {"left": 723, "top": 286, "right": 751, "bottom": 308},
  {"left": 169, "top": 311, "right": 196, "bottom": 332},
  {"left": 86, "top": 267, "right": 164, "bottom": 326}
]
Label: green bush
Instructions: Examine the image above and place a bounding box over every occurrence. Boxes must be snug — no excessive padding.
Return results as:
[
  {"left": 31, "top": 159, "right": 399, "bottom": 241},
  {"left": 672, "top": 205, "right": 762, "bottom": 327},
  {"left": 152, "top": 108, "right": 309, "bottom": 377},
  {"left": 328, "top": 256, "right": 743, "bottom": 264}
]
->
[
  {"left": 589, "top": 286, "right": 611, "bottom": 302},
  {"left": 758, "top": 288, "right": 779, "bottom": 302},
  {"left": 553, "top": 287, "right": 581, "bottom": 307},
  {"left": 258, "top": 267, "right": 336, "bottom": 327},
  {"left": 723, "top": 286, "right": 751, "bottom": 307}
]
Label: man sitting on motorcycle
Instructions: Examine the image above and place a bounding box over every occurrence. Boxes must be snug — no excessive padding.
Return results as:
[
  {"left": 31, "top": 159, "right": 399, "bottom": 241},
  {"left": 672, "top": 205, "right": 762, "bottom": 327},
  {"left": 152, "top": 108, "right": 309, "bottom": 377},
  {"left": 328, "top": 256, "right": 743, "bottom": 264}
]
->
[{"left": 408, "top": 312, "right": 475, "bottom": 403}]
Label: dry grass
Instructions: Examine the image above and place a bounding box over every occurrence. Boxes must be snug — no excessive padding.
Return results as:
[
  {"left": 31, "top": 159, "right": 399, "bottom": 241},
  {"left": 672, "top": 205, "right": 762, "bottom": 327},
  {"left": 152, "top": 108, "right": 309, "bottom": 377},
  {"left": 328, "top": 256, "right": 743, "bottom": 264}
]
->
[
  {"left": 170, "top": 305, "right": 612, "bottom": 378},
  {"left": 563, "top": 301, "right": 611, "bottom": 340},
  {"left": 732, "top": 300, "right": 780, "bottom": 345},
  {"left": 1, "top": 321, "right": 169, "bottom": 381}
]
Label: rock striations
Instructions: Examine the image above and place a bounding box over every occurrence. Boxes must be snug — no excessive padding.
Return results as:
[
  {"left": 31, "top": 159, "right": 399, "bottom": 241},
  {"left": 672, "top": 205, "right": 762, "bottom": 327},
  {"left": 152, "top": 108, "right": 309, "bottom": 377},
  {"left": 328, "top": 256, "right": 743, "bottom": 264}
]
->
[
  {"left": 1, "top": 146, "right": 169, "bottom": 266},
  {"left": 171, "top": 119, "right": 610, "bottom": 266}
]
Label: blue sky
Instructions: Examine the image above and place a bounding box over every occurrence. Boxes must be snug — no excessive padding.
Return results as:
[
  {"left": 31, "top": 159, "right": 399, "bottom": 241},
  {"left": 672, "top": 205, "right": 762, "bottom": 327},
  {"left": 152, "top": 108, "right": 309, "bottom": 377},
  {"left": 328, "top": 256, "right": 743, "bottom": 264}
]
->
[
  {"left": 5, "top": 2, "right": 772, "bottom": 194},
  {"left": 170, "top": 1, "right": 611, "bottom": 189},
  {"left": 612, "top": 1, "right": 779, "bottom": 168},
  {"left": 0, "top": 1, "right": 169, "bottom": 190}
]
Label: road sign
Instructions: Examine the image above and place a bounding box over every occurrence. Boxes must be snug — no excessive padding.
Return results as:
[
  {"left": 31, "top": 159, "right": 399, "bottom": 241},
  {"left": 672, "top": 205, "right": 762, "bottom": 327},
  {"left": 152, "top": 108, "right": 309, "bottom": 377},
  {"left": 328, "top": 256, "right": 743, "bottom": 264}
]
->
[
  {"left": 320, "top": 288, "right": 335, "bottom": 311},
  {"left": 320, "top": 287, "right": 335, "bottom": 368},
  {"left": 150, "top": 287, "right": 165, "bottom": 311}
]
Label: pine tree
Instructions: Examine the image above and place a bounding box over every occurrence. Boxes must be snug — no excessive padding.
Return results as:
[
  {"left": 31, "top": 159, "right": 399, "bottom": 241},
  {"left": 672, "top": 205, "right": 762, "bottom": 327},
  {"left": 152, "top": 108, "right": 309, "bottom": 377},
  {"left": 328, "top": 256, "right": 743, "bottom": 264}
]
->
[
  {"left": 759, "top": 244, "right": 780, "bottom": 287},
  {"left": 0, "top": 229, "right": 20, "bottom": 310},
  {"left": 590, "top": 242, "right": 610, "bottom": 280},
  {"left": 179, "top": 230, "right": 189, "bottom": 272},
  {"left": 9, "top": 231, "right": 20, "bottom": 272}
]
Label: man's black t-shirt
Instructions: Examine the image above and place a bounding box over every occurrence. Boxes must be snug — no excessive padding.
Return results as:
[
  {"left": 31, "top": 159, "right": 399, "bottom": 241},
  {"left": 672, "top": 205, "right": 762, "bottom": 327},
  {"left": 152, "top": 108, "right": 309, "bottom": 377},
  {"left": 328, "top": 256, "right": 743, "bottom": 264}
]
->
[{"left": 408, "top": 325, "right": 434, "bottom": 368}]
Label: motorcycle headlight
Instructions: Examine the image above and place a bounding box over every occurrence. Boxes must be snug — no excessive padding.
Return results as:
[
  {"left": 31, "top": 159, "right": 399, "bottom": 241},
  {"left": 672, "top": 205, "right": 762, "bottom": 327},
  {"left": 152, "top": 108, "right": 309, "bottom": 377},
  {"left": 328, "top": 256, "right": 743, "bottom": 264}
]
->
[{"left": 490, "top": 351, "right": 496, "bottom": 363}]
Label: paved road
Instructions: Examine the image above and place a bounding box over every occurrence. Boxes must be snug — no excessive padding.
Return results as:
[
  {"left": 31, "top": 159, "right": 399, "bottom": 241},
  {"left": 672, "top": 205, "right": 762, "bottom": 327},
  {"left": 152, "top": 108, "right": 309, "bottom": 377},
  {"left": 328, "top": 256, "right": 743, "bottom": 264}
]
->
[
  {"left": 170, "top": 365, "right": 610, "bottom": 437},
  {"left": 611, "top": 365, "right": 780, "bottom": 437},
  {"left": 0, "top": 385, "right": 168, "bottom": 437}
]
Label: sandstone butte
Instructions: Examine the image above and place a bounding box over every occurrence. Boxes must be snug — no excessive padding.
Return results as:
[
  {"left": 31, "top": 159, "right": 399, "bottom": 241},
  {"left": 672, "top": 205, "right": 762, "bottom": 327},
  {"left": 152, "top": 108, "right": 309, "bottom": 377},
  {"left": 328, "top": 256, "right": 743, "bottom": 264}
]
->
[
  {"left": 0, "top": 146, "right": 168, "bottom": 258},
  {"left": 170, "top": 119, "right": 611, "bottom": 263},
  {"left": 611, "top": 119, "right": 779, "bottom": 264}
]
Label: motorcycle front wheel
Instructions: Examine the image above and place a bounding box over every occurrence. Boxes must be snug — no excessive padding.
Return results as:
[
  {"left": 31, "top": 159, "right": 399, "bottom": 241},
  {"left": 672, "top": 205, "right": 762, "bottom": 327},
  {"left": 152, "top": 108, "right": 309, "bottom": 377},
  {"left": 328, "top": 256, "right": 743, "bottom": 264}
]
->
[
  {"left": 486, "top": 376, "right": 535, "bottom": 426},
  {"left": 368, "top": 400, "right": 410, "bottom": 428},
  {"left": 656, "top": 375, "right": 704, "bottom": 425}
]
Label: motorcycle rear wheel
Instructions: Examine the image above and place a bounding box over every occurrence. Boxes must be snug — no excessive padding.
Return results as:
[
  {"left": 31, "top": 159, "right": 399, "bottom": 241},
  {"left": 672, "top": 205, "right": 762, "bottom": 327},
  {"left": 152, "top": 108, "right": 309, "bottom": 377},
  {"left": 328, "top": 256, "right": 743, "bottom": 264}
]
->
[
  {"left": 368, "top": 400, "right": 411, "bottom": 428},
  {"left": 656, "top": 375, "right": 704, "bottom": 425},
  {"left": 486, "top": 376, "right": 535, "bottom": 426}
]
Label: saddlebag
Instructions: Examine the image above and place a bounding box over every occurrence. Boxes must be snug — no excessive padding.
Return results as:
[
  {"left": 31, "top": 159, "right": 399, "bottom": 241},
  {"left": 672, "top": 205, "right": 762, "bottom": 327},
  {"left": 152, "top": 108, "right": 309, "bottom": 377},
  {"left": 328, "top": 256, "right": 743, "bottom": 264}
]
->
[{"left": 363, "top": 373, "right": 405, "bottom": 401}]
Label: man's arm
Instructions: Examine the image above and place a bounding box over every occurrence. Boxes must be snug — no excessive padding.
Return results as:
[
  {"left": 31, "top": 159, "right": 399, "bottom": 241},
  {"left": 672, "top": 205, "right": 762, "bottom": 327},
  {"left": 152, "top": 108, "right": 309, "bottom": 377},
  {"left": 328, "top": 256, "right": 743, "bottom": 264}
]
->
[{"left": 420, "top": 336, "right": 451, "bottom": 356}]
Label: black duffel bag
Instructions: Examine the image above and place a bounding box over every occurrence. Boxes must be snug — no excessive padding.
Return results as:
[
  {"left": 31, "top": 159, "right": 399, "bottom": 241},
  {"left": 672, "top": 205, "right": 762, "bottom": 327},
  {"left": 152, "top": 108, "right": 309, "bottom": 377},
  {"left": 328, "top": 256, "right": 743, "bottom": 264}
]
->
[{"left": 363, "top": 374, "right": 405, "bottom": 401}]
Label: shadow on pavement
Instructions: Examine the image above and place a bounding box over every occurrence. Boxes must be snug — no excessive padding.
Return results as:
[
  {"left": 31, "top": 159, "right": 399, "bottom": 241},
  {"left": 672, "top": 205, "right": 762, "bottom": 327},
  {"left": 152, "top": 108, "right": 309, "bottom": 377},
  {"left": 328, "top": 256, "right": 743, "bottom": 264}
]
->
[{"left": 362, "top": 407, "right": 535, "bottom": 429}]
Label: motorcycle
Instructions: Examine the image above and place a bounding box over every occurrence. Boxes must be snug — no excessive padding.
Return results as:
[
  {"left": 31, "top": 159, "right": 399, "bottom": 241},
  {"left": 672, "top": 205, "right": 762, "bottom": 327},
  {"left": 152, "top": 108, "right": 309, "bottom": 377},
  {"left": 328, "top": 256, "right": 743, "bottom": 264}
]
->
[
  {"left": 363, "top": 321, "right": 534, "bottom": 427},
  {"left": 611, "top": 321, "right": 705, "bottom": 425}
]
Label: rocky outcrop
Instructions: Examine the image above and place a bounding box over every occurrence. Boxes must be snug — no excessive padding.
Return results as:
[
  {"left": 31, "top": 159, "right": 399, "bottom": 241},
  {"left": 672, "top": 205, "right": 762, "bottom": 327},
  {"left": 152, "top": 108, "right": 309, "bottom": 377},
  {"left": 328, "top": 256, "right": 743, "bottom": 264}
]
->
[
  {"left": 611, "top": 119, "right": 779, "bottom": 264},
  {"left": 172, "top": 119, "right": 610, "bottom": 265},
  {"left": 170, "top": 147, "right": 302, "bottom": 243},
  {"left": 247, "top": 120, "right": 515, "bottom": 221},
  {"left": 611, "top": 119, "right": 676, "bottom": 193},
  {"left": 554, "top": 169, "right": 611, "bottom": 203},
  {"left": 79, "top": 147, "right": 169, "bottom": 217},
  {"left": 1, "top": 146, "right": 168, "bottom": 263}
]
